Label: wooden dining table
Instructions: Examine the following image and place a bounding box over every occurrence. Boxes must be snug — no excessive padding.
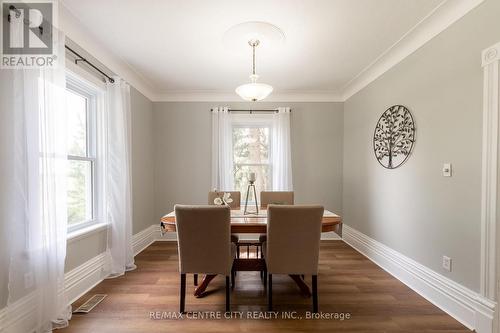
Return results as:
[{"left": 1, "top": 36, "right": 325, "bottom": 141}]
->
[
  {"left": 160, "top": 208, "right": 342, "bottom": 297},
  {"left": 160, "top": 208, "right": 342, "bottom": 235}
]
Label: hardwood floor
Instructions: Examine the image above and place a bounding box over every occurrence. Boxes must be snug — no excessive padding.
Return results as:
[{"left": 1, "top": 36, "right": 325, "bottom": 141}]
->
[{"left": 60, "top": 241, "right": 471, "bottom": 333}]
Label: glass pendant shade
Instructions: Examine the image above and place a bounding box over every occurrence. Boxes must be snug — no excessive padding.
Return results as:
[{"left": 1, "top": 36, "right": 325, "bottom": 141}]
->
[{"left": 235, "top": 74, "right": 273, "bottom": 101}]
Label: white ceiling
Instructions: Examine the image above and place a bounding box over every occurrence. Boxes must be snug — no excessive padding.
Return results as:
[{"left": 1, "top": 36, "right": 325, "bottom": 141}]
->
[{"left": 61, "top": 0, "right": 446, "bottom": 99}]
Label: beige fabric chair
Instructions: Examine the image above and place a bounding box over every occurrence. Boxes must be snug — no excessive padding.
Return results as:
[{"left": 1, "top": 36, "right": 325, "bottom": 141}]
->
[
  {"left": 208, "top": 191, "right": 241, "bottom": 209},
  {"left": 258, "top": 191, "right": 295, "bottom": 247},
  {"left": 264, "top": 204, "right": 324, "bottom": 312},
  {"left": 260, "top": 191, "right": 294, "bottom": 208},
  {"left": 175, "top": 205, "right": 234, "bottom": 312},
  {"left": 208, "top": 191, "right": 240, "bottom": 244}
]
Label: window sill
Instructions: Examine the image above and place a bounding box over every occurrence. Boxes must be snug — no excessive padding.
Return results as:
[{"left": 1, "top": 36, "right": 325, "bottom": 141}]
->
[{"left": 67, "top": 222, "right": 109, "bottom": 244}]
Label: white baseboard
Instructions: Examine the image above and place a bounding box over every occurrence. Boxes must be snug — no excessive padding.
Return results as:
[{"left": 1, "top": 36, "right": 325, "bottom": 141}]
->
[
  {"left": 132, "top": 224, "right": 177, "bottom": 250},
  {"left": 0, "top": 256, "right": 109, "bottom": 332},
  {"left": 0, "top": 225, "right": 163, "bottom": 332},
  {"left": 0, "top": 291, "right": 39, "bottom": 332},
  {"left": 132, "top": 225, "right": 158, "bottom": 255},
  {"left": 64, "top": 252, "right": 108, "bottom": 305},
  {"left": 64, "top": 224, "right": 162, "bottom": 308},
  {"left": 342, "top": 224, "right": 496, "bottom": 333}
]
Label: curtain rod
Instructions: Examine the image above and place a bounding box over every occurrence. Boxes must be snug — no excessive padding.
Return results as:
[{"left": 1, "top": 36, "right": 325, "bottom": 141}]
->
[
  {"left": 210, "top": 109, "right": 291, "bottom": 113},
  {"left": 65, "top": 45, "right": 115, "bottom": 83},
  {"left": 7, "top": 4, "right": 115, "bottom": 84}
]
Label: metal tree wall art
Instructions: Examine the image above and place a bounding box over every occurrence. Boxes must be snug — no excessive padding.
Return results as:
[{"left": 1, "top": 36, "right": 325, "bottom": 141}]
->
[{"left": 373, "top": 105, "right": 415, "bottom": 169}]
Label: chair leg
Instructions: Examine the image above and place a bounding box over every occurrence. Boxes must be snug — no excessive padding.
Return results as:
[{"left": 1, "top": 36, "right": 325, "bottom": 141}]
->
[
  {"left": 312, "top": 275, "right": 318, "bottom": 313},
  {"left": 194, "top": 273, "right": 198, "bottom": 286},
  {"left": 263, "top": 267, "right": 267, "bottom": 287},
  {"left": 225, "top": 276, "right": 230, "bottom": 312},
  {"left": 237, "top": 245, "right": 240, "bottom": 259},
  {"left": 268, "top": 274, "right": 272, "bottom": 311},
  {"left": 180, "top": 274, "right": 186, "bottom": 313},
  {"left": 231, "top": 268, "right": 235, "bottom": 289}
]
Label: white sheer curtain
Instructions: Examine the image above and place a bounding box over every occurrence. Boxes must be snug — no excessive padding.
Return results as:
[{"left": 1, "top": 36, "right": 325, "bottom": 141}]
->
[
  {"left": 0, "top": 34, "right": 71, "bottom": 332},
  {"left": 272, "top": 107, "right": 293, "bottom": 190},
  {"left": 104, "top": 78, "right": 136, "bottom": 277},
  {"left": 211, "top": 107, "right": 234, "bottom": 191}
]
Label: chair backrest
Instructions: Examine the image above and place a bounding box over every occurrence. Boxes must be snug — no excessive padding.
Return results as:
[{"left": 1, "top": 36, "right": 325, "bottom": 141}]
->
[
  {"left": 260, "top": 191, "right": 294, "bottom": 208},
  {"left": 266, "top": 205, "right": 324, "bottom": 275},
  {"left": 208, "top": 191, "right": 241, "bottom": 209},
  {"left": 175, "top": 205, "right": 232, "bottom": 275}
]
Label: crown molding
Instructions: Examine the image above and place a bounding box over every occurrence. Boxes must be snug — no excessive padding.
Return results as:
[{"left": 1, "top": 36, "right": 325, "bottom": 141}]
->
[
  {"left": 152, "top": 90, "right": 343, "bottom": 102},
  {"left": 341, "top": 0, "right": 485, "bottom": 101},
  {"left": 60, "top": 0, "right": 485, "bottom": 104},
  {"left": 59, "top": 1, "right": 157, "bottom": 101}
]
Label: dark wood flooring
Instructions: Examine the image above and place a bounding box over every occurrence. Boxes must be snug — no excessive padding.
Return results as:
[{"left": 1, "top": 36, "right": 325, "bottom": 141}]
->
[{"left": 60, "top": 241, "right": 471, "bottom": 333}]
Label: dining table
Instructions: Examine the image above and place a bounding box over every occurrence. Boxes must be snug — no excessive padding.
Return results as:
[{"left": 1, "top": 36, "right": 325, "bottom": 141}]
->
[
  {"left": 161, "top": 208, "right": 342, "bottom": 234},
  {"left": 160, "top": 207, "right": 342, "bottom": 296}
]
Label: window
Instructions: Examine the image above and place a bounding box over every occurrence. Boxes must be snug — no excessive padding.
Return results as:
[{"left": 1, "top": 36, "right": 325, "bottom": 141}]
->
[
  {"left": 66, "top": 73, "right": 100, "bottom": 232},
  {"left": 232, "top": 115, "right": 273, "bottom": 203}
]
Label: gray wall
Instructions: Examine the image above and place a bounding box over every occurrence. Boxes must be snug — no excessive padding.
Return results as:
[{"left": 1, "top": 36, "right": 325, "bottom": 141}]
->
[
  {"left": 130, "top": 88, "right": 156, "bottom": 234},
  {"left": 64, "top": 87, "right": 155, "bottom": 272},
  {"left": 153, "top": 102, "right": 343, "bottom": 220},
  {"left": 65, "top": 230, "right": 107, "bottom": 272},
  {"left": 342, "top": 0, "right": 500, "bottom": 292}
]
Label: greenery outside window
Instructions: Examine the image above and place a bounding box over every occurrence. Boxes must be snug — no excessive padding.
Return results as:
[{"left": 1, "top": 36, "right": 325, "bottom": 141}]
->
[
  {"left": 66, "top": 73, "right": 101, "bottom": 233},
  {"left": 232, "top": 115, "right": 273, "bottom": 204}
]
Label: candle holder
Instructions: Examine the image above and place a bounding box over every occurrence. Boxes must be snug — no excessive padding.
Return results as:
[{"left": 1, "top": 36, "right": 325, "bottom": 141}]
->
[{"left": 244, "top": 180, "right": 259, "bottom": 215}]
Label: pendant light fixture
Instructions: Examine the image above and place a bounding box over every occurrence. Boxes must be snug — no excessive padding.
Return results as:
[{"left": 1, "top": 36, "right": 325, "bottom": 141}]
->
[{"left": 235, "top": 39, "right": 273, "bottom": 102}]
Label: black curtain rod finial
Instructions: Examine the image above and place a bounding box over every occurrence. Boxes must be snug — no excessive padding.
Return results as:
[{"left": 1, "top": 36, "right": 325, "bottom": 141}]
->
[{"left": 65, "top": 45, "right": 115, "bottom": 83}]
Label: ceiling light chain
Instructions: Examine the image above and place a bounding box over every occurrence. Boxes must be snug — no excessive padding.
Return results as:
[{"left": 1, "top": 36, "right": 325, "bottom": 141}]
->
[
  {"left": 235, "top": 39, "right": 273, "bottom": 101},
  {"left": 250, "top": 39, "right": 259, "bottom": 76}
]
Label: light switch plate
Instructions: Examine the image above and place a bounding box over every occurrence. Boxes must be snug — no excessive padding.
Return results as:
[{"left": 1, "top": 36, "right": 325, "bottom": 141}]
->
[{"left": 442, "top": 163, "right": 452, "bottom": 177}]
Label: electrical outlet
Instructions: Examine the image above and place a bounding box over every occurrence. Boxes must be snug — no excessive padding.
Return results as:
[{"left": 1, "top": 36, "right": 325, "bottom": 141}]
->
[
  {"left": 442, "top": 256, "right": 452, "bottom": 272},
  {"left": 24, "top": 272, "right": 34, "bottom": 289}
]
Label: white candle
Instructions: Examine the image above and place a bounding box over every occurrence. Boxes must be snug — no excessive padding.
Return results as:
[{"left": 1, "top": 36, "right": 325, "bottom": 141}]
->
[{"left": 249, "top": 172, "right": 256, "bottom": 182}]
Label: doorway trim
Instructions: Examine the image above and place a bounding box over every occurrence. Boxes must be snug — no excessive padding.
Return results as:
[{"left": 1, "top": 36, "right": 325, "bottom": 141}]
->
[{"left": 480, "top": 41, "right": 500, "bottom": 332}]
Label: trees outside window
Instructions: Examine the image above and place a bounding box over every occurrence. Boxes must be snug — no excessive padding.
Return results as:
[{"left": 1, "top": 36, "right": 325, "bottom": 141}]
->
[
  {"left": 233, "top": 124, "right": 271, "bottom": 204},
  {"left": 66, "top": 74, "right": 100, "bottom": 231}
]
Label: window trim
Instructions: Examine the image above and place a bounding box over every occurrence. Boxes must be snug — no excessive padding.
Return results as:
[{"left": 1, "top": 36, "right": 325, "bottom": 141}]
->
[{"left": 65, "top": 71, "right": 104, "bottom": 235}]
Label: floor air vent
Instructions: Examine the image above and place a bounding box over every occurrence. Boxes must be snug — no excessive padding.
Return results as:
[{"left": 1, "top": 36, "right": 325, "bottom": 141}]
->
[{"left": 73, "top": 294, "right": 107, "bottom": 314}]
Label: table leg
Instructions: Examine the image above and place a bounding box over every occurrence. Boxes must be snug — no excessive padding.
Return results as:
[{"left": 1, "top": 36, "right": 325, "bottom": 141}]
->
[
  {"left": 194, "top": 274, "right": 217, "bottom": 297},
  {"left": 289, "top": 274, "right": 311, "bottom": 297}
]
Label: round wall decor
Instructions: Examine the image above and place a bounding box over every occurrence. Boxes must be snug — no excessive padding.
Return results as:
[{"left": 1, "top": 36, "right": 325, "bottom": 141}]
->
[{"left": 373, "top": 105, "right": 415, "bottom": 169}]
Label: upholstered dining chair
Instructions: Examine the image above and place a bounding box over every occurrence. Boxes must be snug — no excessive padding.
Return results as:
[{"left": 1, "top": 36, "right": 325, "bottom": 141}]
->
[
  {"left": 264, "top": 204, "right": 324, "bottom": 313},
  {"left": 260, "top": 191, "right": 294, "bottom": 208},
  {"left": 257, "top": 191, "right": 295, "bottom": 258},
  {"left": 208, "top": 191, "right": 241, "bottom": 247},
  {"left": 175, "top": 205, "right": 234, "bottom": 313},
  {"left": 208, "top": 191, "right": 241, "bottom": 209}
]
